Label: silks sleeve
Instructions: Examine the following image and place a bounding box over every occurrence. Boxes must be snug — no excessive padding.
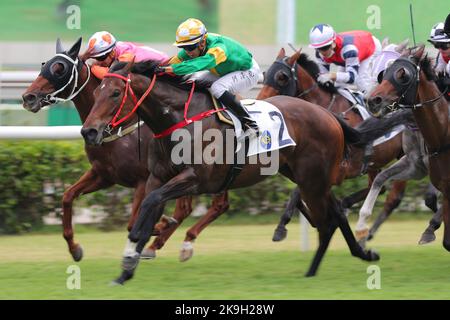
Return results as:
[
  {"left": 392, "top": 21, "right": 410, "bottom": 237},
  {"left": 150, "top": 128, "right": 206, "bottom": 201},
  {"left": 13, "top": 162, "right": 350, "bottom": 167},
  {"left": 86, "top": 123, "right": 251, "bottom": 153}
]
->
[
  {"left": 171, "top": 46, "right": 227, "bottom": 75},
  {"left": 91, "top": 65, "right": 109, "bottom": 80}
]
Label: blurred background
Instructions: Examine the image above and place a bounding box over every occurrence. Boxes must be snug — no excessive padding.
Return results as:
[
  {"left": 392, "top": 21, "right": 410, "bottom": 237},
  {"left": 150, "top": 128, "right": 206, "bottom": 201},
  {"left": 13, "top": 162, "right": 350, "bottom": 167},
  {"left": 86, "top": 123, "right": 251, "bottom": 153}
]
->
[{"left": 0, "top": 0, "right": 447, "bottom": 234}]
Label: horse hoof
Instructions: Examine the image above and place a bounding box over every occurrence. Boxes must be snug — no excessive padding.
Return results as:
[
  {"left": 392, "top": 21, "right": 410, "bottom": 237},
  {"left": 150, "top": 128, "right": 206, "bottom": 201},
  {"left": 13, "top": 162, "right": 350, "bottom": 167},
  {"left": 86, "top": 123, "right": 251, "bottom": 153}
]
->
[
  {"left": 272, "top": 226, "right": 287, "bottom": 242},
  {"left": 71, "top": 244, "right": 83, "bottom": 262},
  {"left": 179, "top": 248, "right": 193, "bottom": 262},
  {"left": 367, "top": 232, "right": 374, "bottom": 241},
  {"left": 140, "top": 248, "right": 156, "bottom": 260},
  {"left": 112, "top": 270, "right": 134, "bottom": 285},
  {"left": 418, "top": 232, "right": 436, "bottom": 245},
  {"left": 305, "top": 271, "right": 316, "bottom": 277},
  {"left": 122, "top": 254, "right": 140, "bottom": 271},
  {"left": 366, "top": 249, "right": 380, "bottom": 261}
]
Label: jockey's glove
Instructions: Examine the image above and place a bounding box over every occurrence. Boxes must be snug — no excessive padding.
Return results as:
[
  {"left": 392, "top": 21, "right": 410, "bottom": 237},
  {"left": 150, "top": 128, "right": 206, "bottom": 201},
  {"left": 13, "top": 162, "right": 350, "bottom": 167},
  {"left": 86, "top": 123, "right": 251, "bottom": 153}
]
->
[{"left": 317, "top": 73, "right": 335, "bottom": 85}]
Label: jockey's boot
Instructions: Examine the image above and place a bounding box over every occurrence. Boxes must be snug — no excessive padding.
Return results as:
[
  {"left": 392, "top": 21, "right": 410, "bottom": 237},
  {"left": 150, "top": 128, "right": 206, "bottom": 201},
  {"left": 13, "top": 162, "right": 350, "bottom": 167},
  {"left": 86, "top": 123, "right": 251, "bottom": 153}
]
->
[{"left": 218, "top": 91, "right": 259, "bottom": 136}]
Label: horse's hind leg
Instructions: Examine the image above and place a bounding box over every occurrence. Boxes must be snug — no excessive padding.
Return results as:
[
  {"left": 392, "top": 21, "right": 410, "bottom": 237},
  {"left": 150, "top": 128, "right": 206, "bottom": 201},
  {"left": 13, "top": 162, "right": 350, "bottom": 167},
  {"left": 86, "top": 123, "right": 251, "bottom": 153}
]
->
[
  {"left": 62, "top": 169, "right": 112, "bottom": 261},
  {"left": 273, "top": 188, "right": 301, "bottom": 242},
  {"left": 330, "top": 193, "right": 380, "bottom": 263},
  {"left": 356, "top": 156, "right": 413, "bottom": 242},
  {"left": 141, "top": 195, "right": 193, "bottom": 259},
  {"left": 305, "top": 214, "right": 337, "bottom": 277},
  {"left": 367, "top": 180, "right": 406, "bottom": 241},
  {"left": 419, "top": 206, "right": 443, "bottom": 245},
  {"left": 180, "top": 191, "right": 230, "bottom": 262}
]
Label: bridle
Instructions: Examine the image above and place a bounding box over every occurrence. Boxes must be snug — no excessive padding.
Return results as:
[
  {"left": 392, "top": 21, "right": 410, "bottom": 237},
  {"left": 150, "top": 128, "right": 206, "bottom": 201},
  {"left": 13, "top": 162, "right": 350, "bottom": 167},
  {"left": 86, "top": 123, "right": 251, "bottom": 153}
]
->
[
  {"left": 40, "top": 53, "right": 91, "bottom": 104},
  {"left": 103, "top": 72, "right": 157, "bottom": 131},
  {"left": 383, "top": 57, "right": 447, "bottom": 112}
]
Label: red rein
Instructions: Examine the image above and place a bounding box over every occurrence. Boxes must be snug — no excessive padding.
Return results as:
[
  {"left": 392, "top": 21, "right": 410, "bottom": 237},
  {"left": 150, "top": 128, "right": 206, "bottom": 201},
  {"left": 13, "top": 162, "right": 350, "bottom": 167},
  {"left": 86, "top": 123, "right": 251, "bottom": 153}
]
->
[{"left": 104, "top": 73, "right": 224, "bottom": 138}]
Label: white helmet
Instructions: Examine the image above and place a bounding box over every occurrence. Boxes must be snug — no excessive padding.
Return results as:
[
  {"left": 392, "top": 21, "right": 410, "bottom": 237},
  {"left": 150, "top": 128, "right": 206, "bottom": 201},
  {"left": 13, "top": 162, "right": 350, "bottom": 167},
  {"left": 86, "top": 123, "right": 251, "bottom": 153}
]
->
[
  {"left": 309, "top": 24, "right": 336, "bottom": 49},
  {"left": 428, "top": 22, "right": 450, "bottom": 43},
  {"left": 88, "top": 31, "right": 117, "bottom": 57}
]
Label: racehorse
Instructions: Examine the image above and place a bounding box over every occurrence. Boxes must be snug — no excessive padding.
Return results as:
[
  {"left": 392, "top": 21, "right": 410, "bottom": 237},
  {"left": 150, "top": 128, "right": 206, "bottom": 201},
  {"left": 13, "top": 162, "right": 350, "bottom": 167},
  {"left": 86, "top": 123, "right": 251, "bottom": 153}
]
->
[
  {"left": 81, "top": 58, "right": 382, "bottom": 284},
  {"left": 257, "top": 48, "right": 410, "bottom": 242},
  {"left": 368, "top": 45, "right": 450, "bottom": 252},
  {"left": 21, "top": 38, "right": 230, "bottom": 261},
  {"left": 356, "top": 43, "right": 444, "bottom": 246}
]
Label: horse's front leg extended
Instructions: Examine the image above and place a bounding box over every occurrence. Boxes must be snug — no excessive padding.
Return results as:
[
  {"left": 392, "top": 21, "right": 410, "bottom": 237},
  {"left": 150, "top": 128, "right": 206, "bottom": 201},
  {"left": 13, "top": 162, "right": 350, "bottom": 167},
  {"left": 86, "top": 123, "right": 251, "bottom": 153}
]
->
[{"left": 115, "top": 168, "right": 199, "bottom": 285}]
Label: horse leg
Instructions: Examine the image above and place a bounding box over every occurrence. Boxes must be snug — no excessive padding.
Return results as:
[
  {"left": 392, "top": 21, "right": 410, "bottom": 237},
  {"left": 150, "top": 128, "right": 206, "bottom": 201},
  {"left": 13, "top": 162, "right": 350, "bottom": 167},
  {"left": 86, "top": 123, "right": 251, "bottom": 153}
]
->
[
  {"left": 419, "top": 183, "right": 442, "bottom": 244},
  {"left": 442, "top": 192, "right": 450, "bottom": 252},
  {"left": 424, "top": 183, "right": 439, "bottom": 213},
  {"left": 341, "top": 187, "right": 369, "bottom": 210},
  {"left": 356, "top": 156, "right": 413, "bottom": 242},
  {"left": 305, "top": 219, "right": 337, "bottom": 277},
  {"left": 141, "top": 195, "right": 193, "bottom": 259},
  {"left": 419, "top": 206, "right": 443, "bottom": 245},
  {"left": 367, "top": 180, "right": 406, "bottom": 241},
  {"left": 62, "top": 169, "right": 112, "bottom": 261},
  {"left": 180, "top": 191, "right": 230, "bottom": 262},
  {"left": 273, "top": 187, "right": 301, "bottom": 242},
  {"left": 331, "top": 193, "right": 380, "bottom": 263},
  {"left": 115, "top": 168, "right": 199, "bottom": 285},
  {"left": 126, "top": 181, "right": 146, "bottom": 232}
]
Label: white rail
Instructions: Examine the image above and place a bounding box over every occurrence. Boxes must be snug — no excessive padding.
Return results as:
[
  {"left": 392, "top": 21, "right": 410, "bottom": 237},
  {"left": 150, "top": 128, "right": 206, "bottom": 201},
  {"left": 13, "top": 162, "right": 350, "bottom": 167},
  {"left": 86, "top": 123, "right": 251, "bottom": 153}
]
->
[{"left": 0, "top": 126, "right": 82, "bottom": 140}]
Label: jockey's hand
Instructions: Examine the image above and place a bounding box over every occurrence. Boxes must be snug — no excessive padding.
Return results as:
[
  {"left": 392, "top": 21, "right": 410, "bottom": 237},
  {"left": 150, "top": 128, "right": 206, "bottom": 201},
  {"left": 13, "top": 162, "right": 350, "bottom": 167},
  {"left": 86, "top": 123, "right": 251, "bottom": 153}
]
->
[
  {"left": 317, "top": 73, "right": 336, "bottom": 85},
  {"left": 155, "top": 66, "right": 174, "bottom": 75}
]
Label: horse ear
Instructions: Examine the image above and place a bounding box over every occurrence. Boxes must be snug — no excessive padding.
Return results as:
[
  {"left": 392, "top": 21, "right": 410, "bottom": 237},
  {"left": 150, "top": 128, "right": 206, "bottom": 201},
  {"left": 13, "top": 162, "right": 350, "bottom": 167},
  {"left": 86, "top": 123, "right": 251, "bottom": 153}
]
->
[
  {"left": 56, "top": 38, "right": 64, "bottom": 54},
  {"left": 287, "top": 48, "right": 302, "bottom": 66},
  {"left": 381, "top": 37, "right": 389, "bottom": 49},
  {"left": 395, "top": 39, "right": 409, "bottom": 54},
  {"left": 67, "top": 37, "right": 82, "bottom": 59},
  {"left": 412, "top": 44, "right": 425, "bottom": 61},
  {"left": 277, "top": 47, "right": 286, "bottom": 59}
]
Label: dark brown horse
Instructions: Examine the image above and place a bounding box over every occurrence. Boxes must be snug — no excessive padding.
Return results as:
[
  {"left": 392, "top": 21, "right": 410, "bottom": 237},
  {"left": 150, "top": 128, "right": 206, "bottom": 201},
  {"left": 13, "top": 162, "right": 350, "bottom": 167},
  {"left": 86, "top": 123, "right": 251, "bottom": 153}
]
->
[
  {"left": 21, "top": 38, "right": 230, "bottom": 261},
  {"left": 368, "top": 45, "right": 450, "bottom": 251},
  {"left": 81, "top": 59, "right": 382, "bottom": 284},
  {"left": 257, "top": 48, "right": 407, "bottom": 241}
]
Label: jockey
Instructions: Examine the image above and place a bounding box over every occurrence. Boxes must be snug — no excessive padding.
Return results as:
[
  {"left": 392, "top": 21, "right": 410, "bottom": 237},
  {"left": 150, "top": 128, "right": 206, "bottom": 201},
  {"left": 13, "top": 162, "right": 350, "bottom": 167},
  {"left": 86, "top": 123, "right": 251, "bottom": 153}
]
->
[
  {"left": 84, "top": 31, "right": 169, "bottom": 79},
  {"left": 309, "top": 24, "right": 382, "bottom": 96},
  {"left": 155, "top": 18, "right": 262, "bottom": 135},
  {"left": 428, "top": 22, "right": 450, "bottom": 77},
  {"left": 444, "top": 13, "right": 450, "bottom": 36}
]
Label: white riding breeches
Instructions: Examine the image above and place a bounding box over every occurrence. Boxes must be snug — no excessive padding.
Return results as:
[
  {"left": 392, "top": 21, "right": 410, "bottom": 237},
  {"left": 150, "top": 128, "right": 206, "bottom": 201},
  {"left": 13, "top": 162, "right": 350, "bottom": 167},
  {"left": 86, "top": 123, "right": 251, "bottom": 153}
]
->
[{"left": 190, "top": 58, "right": 262, "bottom": 98}]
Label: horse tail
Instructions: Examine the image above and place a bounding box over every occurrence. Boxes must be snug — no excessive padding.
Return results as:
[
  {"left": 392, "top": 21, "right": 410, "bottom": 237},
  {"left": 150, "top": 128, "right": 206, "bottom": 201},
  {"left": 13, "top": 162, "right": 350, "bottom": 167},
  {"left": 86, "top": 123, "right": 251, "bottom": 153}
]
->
[
  {"left": 354, "top": 109, "right": 414, "bottom": 147},
  {"left": 332, "top": 113, "right": 361, "bottom": 144}
]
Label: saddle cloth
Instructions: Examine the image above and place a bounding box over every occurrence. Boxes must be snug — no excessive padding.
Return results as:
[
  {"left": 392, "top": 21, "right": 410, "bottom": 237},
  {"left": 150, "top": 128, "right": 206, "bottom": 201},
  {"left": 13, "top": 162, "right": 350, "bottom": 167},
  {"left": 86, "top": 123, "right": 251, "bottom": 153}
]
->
[{"left": 222, "top": 99, "right": 296, "bottom": 157}]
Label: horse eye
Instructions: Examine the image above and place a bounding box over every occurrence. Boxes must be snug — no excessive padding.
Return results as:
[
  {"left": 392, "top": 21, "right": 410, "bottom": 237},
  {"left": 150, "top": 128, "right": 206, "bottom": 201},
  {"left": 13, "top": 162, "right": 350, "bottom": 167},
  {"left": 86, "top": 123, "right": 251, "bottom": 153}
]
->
[
  {"left": 395, "top": 68, "right": 411, "bottom": 84},
  {"left": 275, "top": 71, "right": 289, "bottom": 86},
  {"left": 112, "top": 89, "right": 121, "bottom": 98}
]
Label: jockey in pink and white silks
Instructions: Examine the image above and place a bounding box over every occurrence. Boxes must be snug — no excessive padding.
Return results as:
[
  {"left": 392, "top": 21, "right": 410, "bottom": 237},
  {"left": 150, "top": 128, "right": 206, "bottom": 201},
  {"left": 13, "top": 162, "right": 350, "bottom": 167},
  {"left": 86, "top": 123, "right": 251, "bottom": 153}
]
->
[{"left": 309, "top": 24, "right": 382, "bottom": 96}]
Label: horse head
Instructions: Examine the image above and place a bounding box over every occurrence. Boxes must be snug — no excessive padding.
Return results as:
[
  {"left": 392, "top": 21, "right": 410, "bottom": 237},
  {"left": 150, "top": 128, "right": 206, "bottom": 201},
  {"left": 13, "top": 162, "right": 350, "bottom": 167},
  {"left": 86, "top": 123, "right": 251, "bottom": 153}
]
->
[
  {"left": 22, "top": 37, "right": 84, "bottom": 112},
  {"left": 368, "top": 45, "right": 427, "bottom": 117}
]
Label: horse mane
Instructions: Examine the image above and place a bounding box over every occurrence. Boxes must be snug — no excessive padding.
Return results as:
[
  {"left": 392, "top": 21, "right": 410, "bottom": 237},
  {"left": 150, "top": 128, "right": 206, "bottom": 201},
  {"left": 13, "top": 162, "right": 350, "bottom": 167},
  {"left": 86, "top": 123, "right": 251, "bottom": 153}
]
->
[
  {"left": 109, "top": 60, "right": 210, "bottom": 93},
  {"left": 296, "top": 53, "right": 338, "bottom": 94},
  {"left": 419, "top": 55, "right": 437, "bottom": 82}
]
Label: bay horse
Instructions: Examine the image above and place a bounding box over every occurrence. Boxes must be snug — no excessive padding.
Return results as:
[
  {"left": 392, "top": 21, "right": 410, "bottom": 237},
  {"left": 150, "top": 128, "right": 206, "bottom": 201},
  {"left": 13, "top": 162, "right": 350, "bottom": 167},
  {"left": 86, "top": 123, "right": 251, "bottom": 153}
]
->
[
  {"left": 257, "top": 48, "right": 409, "bottom": 242},
  {"left": 81, "top": 59, "right": 381, "bottom": 284},
  {"left": 21, "top": 38, "right": 230, "bottom": 261},
  {"left": 368, "top": 45, "right": 450, "bottom": 252}
]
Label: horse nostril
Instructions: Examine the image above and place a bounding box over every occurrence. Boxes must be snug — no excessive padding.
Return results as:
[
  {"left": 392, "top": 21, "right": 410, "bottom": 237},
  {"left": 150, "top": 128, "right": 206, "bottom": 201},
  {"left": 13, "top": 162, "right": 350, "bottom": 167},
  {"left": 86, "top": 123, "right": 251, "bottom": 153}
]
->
[
  {"left": 80, "top": 128, "right": 99, "bottom": 144},
  {"left": 22, "top": 93, "right": 37, "bottom": 104},
  {"left": 373, "top": 96, "right": 383, "bottom": 106}
]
